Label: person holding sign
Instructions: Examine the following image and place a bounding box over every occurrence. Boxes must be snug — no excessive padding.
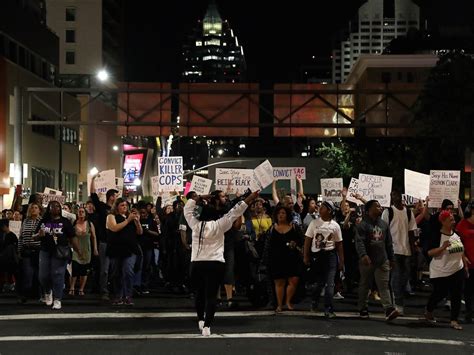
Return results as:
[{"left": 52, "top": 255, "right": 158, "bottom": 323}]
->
[
  {"left": 425, "top": 210, "right": 469, "bottom": 330},
  {"left": 183, "top": 190, "right": 259, "bottom": 337}
]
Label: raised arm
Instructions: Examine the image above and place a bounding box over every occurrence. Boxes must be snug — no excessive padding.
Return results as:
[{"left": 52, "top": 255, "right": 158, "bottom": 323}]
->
[
  {"left": 296, "top": 177, "right": 306, "bottom": 200},
  {"left": 272, "top": 180, "right": 280, "bottom": 205}
]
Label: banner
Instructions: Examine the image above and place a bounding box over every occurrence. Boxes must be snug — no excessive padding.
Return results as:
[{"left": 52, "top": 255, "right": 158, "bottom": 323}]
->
[
  {"left": 320, "top": 178, "right": 344, "bottom": 203},
  {"left": 346, "top": 178, "right": 362, "bottom": 205},
  {"left": 272, "top": 167, "right": 306, "bottom": 180},
  {"left": 428, "top": 170, "right": 460, "bottom": 208},
  {"left": 215, "top": 168, "right": 255, "bottom": 194},
  {"left": 252, "top": 160, "right": 274, "bottom": 191},
  {"left": 190, "top": 176, "right": 213, "bottom": 195},
  {"left": 404, "top": 169, "right": 430, "bottom": 200},
  {"left": 358, "top": 173, "right": 393, "bottom": 208},
  {"left": 158, "top": 157, "right": 183, "bottom": 192},
  {"left": 94, "top": 170, "right": 116, "bottom": 202}
]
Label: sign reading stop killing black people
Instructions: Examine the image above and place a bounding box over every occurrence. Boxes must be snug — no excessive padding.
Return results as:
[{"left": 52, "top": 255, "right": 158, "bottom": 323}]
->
[{"left": 158, "top": 157, "right": 183, "bottom": 192}]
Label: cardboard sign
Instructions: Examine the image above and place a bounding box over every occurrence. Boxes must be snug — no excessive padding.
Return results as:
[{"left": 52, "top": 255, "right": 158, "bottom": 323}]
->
[
  {"left": 40, "top": 193, "right": 66, "bottom": 207},
  {"left": 115, "top": 177, "right": 124, "bottom": 198},
  {"left": 320, "top": 178, "right": 344, "bottom": 203},
  {"left": 43, "top": 187, "right": 62, "bottom": 196},
  {"left": 272, "top": 167, "right": 306, "bottom": 180},
  {"left": 9, "top": 220, "right": 21, "bottom": 238},
  {"left": 158, "top": 157, "right": 183, "bottom": 191},
  {"left": 161, "top": 193, "right": 177, "bottom": 207},
  {"left": 94, "top": 170, "right": 116, "bottom": 202},
  {"left": 252, "top": 160, "right": 274, "bottom": 191},
  {"left": 402, "top": 194, "right": 420, "bottom": 206},
  {"left": 151, "top": 176, "right": 160, "bottom": 202},
  {"left": 190, "top": 176, "right": 213, "bottom": 195},
  {"left": 346, "top": 178, "right": 362, "bottom": 205},
  {"left": 428, "top": 170, "right": 460, "bottom": 208},
  {"left": 215, "top": 168, "right": 254, "bottom": 194},
  {"left": 358, "top": 173, "right": 393, "bottom": 208},
  {"left": 404, "top": 169, "right": 430, "bottom": 200}
]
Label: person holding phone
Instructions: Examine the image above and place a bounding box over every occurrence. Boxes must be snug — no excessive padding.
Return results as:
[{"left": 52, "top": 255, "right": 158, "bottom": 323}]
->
[{"left": 106, "top": 199, "right": 143, "bottom": 306}]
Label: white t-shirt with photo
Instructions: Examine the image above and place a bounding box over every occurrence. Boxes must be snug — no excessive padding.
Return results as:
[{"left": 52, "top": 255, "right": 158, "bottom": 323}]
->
[
  {"left": 381, "top": 206, "right": 417, "bottom": 256},
  {"left": 305, "top": 218, "right": 342, "bottom": 252},
  {"left": 429, "top": 232, "right": 464, "bottom": 279}
]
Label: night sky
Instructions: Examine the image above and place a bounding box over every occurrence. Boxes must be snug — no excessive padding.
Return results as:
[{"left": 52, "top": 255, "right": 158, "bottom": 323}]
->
[{"left": 123, "top": 0, "right": 473, "bottom": 83}]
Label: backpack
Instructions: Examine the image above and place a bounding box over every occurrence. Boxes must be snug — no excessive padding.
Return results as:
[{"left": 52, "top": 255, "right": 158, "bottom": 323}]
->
[{"left": 388, "top": 206, "right": 412, "bottom": 225}]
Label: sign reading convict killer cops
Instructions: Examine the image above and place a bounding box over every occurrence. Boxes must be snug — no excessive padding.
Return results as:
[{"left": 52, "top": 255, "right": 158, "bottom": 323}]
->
[
  {"left": 158, "top": 157, "right": 183, "bottom": 191},
  {"left": 272, "top": 167, "right": 306, "bottom": 180},
  {"left": 428, "top": 170, "right": 460, "bottom": 208},
  {"left": 320, "top": 178, "right": 344, "bottom": 203}
]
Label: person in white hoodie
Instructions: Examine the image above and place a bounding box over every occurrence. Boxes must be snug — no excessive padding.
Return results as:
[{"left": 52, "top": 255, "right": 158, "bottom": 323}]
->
[{"left": 184, "top": 190, "right": 259, "bottom": 337}]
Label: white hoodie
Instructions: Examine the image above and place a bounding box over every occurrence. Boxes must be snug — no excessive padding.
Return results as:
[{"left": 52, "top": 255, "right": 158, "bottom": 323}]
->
[{"left": 184, "top": 199, "right": 248, "bottom": 263}]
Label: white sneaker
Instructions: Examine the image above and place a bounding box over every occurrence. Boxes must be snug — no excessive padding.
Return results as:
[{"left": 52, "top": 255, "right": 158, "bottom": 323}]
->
[
  {"left": 52, "top": 300, "right": 62, "bottom": 310},
  {"left": 198, "top": 320, "right": 205, "bottom": 331},
  {"left": 44, "top": 292, "right": 53, "bottom": 306},
  {"left": 202, "top": 327, "right": 211, "bottom": 336},
  {"left": 333, "top": 292, "right": 344, "bottom": 300}
]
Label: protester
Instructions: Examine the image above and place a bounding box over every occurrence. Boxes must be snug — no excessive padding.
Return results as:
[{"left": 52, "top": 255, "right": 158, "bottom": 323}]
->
[
  {"left": 425, "top": 210, "right": 469, "bottom": 330},
  {"left": 183, "top": 190, "right": 259, "bottom": 336},
  {"left": 355, "top": 200, "right": 399, "bottom": 321},
  {"left": 304, "top": 201, "right": 344, "bottom": 318},
  {"left": 302, "top": 197, "right": 319, "bottom": 232},
  {"left": 264, "top": 206, "right": 303, "bottom": 313},
  {"left": 35, "top": 201, "right": 81, "bottom": 310}
]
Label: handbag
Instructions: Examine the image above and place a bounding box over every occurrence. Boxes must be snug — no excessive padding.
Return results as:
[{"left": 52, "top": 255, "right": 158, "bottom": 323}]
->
[{"left": 54, "top": 244, "right": 72, "bottom": 261}]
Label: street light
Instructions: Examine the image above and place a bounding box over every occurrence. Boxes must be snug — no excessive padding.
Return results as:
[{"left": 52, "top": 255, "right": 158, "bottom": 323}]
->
[
  {"left": 96, "top": 69, "right": 109, "bottom": 82},
  {"left": 133, "top": 178, "right": 141, "bottom": 186},
  {"left": 217, "top": 149, "right": 224, "bottom": 156},
  {"left": 90, "top": 167, "right": 99, "bottom": 176},
  {"left": 112, "top": 145, "right": 119, "bottom": 151}
]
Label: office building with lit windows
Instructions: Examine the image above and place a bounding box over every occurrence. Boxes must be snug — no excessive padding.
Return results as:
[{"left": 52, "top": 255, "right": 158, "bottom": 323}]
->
[
  {"left": 182, "top": 1, "right": 246, "bottom": 83},
  {"left": 332, "top": 0, "right": 420, "bottom": 83}
]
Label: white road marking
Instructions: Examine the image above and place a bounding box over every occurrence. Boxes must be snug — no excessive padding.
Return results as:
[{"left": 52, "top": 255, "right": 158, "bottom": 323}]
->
[
  {"left": 0, "top": 311, "right": 421, "bottom": 321},
  {"left": 0, "top": 333, "right": 467, "bottom": 346}
]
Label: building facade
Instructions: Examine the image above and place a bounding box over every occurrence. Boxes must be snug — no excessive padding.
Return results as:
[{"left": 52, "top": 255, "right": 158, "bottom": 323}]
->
[
  {"left": 182, "top": 1, "right": 247, "bottom": 83},
  {"left": 332, "top": 0, "right": 420, "bottom": 83}
]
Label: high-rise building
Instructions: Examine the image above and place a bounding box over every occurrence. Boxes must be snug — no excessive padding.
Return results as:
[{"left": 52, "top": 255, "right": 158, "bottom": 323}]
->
[
  {"left": 45, "top": 0, "right": 124, "bottom": 87},
  {"left": 182, "top": 1, "right": 246, "bottom": 83},
  {"left": 332, "top": 0, "right": 420, "bottom": 83}
]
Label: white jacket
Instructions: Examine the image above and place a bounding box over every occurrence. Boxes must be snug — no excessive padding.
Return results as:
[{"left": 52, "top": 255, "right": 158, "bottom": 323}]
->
[{"left": 184, "top": 199, "right": 248, "bottom": 263}]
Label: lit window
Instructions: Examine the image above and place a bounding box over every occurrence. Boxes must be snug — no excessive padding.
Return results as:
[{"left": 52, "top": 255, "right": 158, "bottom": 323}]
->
[
  {"left": 204, "top": 39, "right": 221, "bottom": 46},
  {"left": 196, "top": 41, "right": 202, "bottom": 46}
]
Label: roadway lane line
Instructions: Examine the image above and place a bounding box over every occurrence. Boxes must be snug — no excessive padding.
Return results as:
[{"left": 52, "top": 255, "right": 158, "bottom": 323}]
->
[
  {"left": 0, "top": 333, "right": 468, "bottom": 346},
  {"left": 0, "top": 311, "right": 421, "bottom": 321}
]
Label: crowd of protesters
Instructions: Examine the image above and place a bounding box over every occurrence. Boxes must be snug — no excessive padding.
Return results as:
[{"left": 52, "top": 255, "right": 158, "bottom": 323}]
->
[{"left": 0, "top": 173, "right": 473, "bottom": 336}]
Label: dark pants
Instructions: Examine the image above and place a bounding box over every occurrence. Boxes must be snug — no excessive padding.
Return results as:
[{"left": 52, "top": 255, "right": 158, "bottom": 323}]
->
[
  {"left": 310, "top": 250, "right": 337, "bottom": 312},
  {"left": 191, "top": 261, "right": 225, "bottom": 327},
  {"left": 427, "top": 269, "right": 464, "bottom": 321},
  {"left": 110, "top": 255, "right": 137, "bottom": 299},
  {"left": 464, "top": 269, "right": 474, "bottom": 318},
  {"left": 391, "top": 254, "right": 411, "bottom": 307}
]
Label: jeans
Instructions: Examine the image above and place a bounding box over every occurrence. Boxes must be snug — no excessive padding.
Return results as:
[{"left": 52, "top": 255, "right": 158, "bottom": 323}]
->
[
  {"left": 391, "top": 254, "right": 411, "bottom": 307},
  {"left": 110, "top": 254, "right": 137, "bottom": 299},
  {"left": 134, "top": 249, "right": 153, "bottom": 288},
  {"left": 358, "top": 260, "right": 393, "bottom": 311},
  {"left": 99, "top": 242, "right": 110, "bottom": 295},
  {"left": 191, "top": 261, "right": 225, "bottom": 327},
  {"left": 38, "top": 250, "right": 67, "bottom": 300},
  {"left": 21, "top": 255, "right": 39, "bottom": 294},
  {"left": 427, "top": 269, "right": 464, "bottom": 321},
  {"left": 310, "top": 250, "right": 338, "bottom": 312}
]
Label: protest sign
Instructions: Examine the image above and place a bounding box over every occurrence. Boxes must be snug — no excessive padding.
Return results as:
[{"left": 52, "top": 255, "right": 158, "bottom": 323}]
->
[
  {"left": 358, "top": 173, "right": 393, "bottom": 208},
  {"left": 346, "top": 178, "right": 362, "bottom": 205},
  {"left": 252, "top": 160, "right": 274, "bottom": 191},
  {"left": 190, "top": 176, "right": 213, "bottom": 195},
  {"left": 184, "top": 181, "right": 192, "bottom": 196},
  {"left": 40, "top": 193, "right": 66, "bottom": 207},
  {"left": 115, "top": 177, "right": 124, "bottom": 198},
  {"left": 404, "top": 169, "right": 430, "bottom": 200},
  {"left": 9, "top": 221, "right": 21, "bottom": 238},
  {"left": 151, "top": 176, "right": 160, "bottom": 202},
  {"left": 43, "top": 187, "right": 62, "bottom": 196},
  {"left": 215, "top": 168, "right": 254, "bottom": 194},
  {"left": 428, "top": 170, "right": 460, "bottom": 208},
  {"left": 402, "top": 194, "right": 420, "bottom": 206},
  {"left": 272, "top": 167, "right": 306, "bottom": 180},
  {"left": 320, "top": 178, "right": 344, "bottom": 203},
  {"left": 62, "top": 210, "right": 76, "bottom": 223},
  {"left": 94, "top": 170, "right": 116, "bottom": 202},
  {"left": 158, "top": 157, "right": 183, "bottom": 191}
]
